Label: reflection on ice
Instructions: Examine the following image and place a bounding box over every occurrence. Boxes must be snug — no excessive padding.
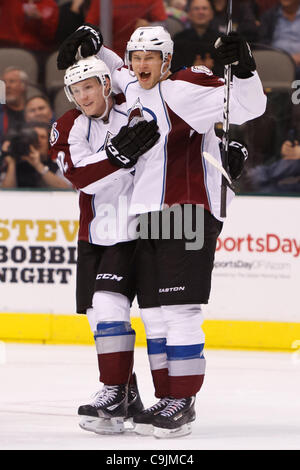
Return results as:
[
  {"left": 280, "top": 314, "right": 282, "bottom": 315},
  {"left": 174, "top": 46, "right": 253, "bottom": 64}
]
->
[{"left": 0, "top": 343, "right": 299, "bottom": 450}]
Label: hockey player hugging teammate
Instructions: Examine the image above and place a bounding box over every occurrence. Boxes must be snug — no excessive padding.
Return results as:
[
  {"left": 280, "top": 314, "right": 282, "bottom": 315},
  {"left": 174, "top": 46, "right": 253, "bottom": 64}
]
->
[
  {"left": 56, "top": 23, "right": 266, "bottom": 438},
  {"left": 50, "top": 54, "right": 159, "bottom": 434}
]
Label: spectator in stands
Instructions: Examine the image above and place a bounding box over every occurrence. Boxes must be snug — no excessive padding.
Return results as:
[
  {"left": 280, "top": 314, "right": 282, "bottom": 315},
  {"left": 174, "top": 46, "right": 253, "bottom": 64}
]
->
[
  {"left": 0, "top": 122, "right": 71, "bottom": 189},
  {"left": 164, "top": 0, "right": 188, "bottom": 37},
  {"left": 240, "top": 88, "right": 292, "bottom": 167},
  {"left": 244, "top": 134, "right": 300, "bottom": 194},
  {"left": 237, "top": 97, "right": 300, "bottom": 192},
  {"left": 164, "top": 0, "right": 188, "bottom": 38},
  {"left": 0, "top": 0, "right": 59, "bottom": 85},
  {"left": 25, "top": 95, "right": 55, "bottom": 126},
  {"left": 84, "top": 0, "right": 167, "bottom": 58},
  {"left": 211, "top": 0, "right": 259, "bottom": 43},
  {"left": 255, "top": 0, "right": 279, "bottom": 16},
  {"left": 290, "top": 96, "right": 300, "bottom": 138},
  {"left": 165, "top": 0, "right": 188, "bottom": 24},
  {"left": 171, "top": 0, "right": 222, "bottom": 75},
  {"left": 56, "top": 0, "right": 91, "bottom": 45},
  {"left": 0, "top": 67, "right": 28, "bottom": 139},
  {"left": 258, "top": 0, "right": 300, "bottom": 78},
  {"left": 0, "top": 0, "right": 59, "bottom": 53}
]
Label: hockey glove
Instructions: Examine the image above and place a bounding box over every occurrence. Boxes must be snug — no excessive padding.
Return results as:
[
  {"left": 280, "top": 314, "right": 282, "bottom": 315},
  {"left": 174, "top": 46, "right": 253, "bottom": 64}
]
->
[
  {"left": 57, "top": 24, "right": 103, "bottom": 70},
  {"left": 106, "top": 120, "right": 160, "bottom": 169},
  {"left": 226, "top": 140, "right": 248, "bottom": 180},
  {"left": 214, "top": 32, "right": 256, "bottom": 79}
]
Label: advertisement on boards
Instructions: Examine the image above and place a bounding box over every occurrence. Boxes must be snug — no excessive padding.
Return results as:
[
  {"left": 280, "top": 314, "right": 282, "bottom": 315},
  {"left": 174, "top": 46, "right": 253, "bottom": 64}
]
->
[{"left": 0, "top": 192, "right": 299, "bottom": 323}]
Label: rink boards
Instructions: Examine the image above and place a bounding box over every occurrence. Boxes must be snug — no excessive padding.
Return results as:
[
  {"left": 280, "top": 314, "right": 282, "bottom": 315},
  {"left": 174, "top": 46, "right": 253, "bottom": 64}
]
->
[{"left": 0, "top": 190, "right": 300, "bottom": 351}]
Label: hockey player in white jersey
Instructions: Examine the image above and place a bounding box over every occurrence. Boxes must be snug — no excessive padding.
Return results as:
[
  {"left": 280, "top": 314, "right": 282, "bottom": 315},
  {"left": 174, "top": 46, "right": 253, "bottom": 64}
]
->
[
  {"left": 50, "top": 55, "right": 160, "bottom": 434},
  {"left": 57, "top": 24, "right": 266, "bottom": 438}
]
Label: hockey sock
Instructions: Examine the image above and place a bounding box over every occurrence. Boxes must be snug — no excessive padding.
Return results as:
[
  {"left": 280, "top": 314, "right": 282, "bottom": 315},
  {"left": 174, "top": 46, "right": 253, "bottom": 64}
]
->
[
  {"left": 140, "top": 307, "right": 169, "bottom": 398},
  {"left": 87, "top": 292, "right": 134, "bottom": 385},
  {"left": 161, "top": 304, "right": 206, "bottom": 398},
  {"left": 146, "top": 338, "right": 169, "bottom": 398},
  {"left": 95, "top": 321, "right": 135, "bottom": 385}
]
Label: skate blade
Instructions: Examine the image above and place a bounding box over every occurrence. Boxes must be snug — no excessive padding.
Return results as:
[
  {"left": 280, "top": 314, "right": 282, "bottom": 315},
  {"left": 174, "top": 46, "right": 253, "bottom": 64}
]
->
[
  {"left": 79, "top": 416, "right": 125, "bottom": 435},
  {"left": 133, "top": 423, "right": 154, "bottom": 436},
  {"left": 153, "top": 423, "right": 192, "bottom": 439},
  {"left": 94, "top": 417, "right": 125, "bottom": 435},
  {"left": 123, "top": 417, "right": 136, "bottom": 432},
  {"left": 79, "top": 416, "right": 99, "bottom": 433}
]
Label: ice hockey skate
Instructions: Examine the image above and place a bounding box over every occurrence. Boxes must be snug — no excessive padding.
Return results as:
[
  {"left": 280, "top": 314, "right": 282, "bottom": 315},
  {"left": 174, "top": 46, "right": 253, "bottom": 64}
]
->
[
  {"left": 151, "top": 396, "right": 196, "bottom": 439},
  {"left": 125, "top": 375, "right": 145, "bottom": 427},
  {"left": 133, "top": 397, "right": 172, "bottom": 436},
  {"left": 78, "top": 373, "right": 144, "bottom": 434}
]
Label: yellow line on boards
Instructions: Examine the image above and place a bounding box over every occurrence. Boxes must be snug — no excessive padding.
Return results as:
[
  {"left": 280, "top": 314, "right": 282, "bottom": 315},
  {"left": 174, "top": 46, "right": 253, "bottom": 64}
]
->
[{"left": 0, "top": 313, "right": 299, "bottom": 351}]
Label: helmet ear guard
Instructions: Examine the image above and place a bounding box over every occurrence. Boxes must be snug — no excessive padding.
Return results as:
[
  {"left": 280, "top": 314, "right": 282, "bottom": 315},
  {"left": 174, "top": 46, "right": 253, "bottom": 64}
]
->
[{"left": 64, "top": 84, "right": 74, "bottom": 103}]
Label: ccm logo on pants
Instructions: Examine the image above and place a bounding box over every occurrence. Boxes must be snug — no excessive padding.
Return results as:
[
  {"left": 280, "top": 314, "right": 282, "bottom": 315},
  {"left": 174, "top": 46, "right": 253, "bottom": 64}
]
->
[{"left": 96, "top": 273, "right": 123, "bottom": 281}]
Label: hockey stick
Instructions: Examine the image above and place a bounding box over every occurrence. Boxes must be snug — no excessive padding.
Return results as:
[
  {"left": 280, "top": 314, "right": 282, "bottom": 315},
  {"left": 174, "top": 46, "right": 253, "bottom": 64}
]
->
[
  {"left": 220, "top": 0, "right": 233, "bottom": 218},
  {"left": 203, "top": 151, "right": 232, "bottom": 186}
]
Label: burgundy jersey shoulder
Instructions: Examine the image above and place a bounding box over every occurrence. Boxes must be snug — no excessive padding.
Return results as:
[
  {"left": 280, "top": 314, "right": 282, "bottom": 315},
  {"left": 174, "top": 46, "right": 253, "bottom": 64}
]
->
[
  {"left": 49, "top": 109, "right": 81, "bottom": 148},
  {"left": 49, "top": 109, "right": 82, "bottom": 164},
  {"left": 170, "top": 66, "right": 224, "bottom": 88}
]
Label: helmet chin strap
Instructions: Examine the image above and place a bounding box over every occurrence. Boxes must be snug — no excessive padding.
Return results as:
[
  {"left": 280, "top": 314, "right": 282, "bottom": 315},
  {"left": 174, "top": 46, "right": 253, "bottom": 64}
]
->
[
  {"left": 160, "top": 59, "right": 171, "bottom": 80},
  {"left": 98, "top": 94, "right": 110, "bottom": 122},
  {"left": 127, "top": 51, "right": 136, "bottom": 77},
  {"left": 95, "top": 86, "right": 111, "bottom": 121}
]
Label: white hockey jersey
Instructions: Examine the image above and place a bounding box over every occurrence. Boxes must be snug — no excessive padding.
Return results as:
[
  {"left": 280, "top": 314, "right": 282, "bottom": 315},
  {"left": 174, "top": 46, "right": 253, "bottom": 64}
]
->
[
  {"left": 50, "top": 102, "right": 138, "bottom": 246},
  {"left": 98, "top": 48, "right": 267, "bottom": 221}
]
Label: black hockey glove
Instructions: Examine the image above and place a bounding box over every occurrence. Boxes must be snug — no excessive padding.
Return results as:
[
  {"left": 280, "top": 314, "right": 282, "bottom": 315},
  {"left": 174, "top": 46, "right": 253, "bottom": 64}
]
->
[
  {"left": 57, "top": 24, "right": 103, "bottom": 70},
  {"left": 214, "top": 32, "right": 256, "bottom": 79},
  {"left": 106, "top": 120, "right": 160, "bottom": 169},
  {"left": 226, "top": 140, "right": 248, "bottom": 180}
]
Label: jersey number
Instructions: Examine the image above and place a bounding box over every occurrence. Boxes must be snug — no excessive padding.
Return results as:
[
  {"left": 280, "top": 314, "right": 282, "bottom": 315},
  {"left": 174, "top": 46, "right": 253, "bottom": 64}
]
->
[{"left": 56, "top": 151, "right": 68, "bottom": 174}]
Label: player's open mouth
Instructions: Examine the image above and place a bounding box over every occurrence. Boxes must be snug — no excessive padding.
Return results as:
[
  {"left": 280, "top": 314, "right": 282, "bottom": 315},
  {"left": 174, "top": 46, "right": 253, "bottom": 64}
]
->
[{"left": 139, "top": 72, "right": 151, "bottom": 81}]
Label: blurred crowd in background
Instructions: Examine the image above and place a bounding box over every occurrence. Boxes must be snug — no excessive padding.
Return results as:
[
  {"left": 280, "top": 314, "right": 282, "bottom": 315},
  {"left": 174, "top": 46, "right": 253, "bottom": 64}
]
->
[{"left": 0, "top": 0, "right": 300, "bottom": 194}]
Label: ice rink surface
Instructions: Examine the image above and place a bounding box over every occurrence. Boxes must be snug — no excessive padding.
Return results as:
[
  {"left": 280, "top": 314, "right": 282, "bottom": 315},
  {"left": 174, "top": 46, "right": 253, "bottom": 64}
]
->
[{"left": 0, "top": 342, "right": 299, "bottom": 451}]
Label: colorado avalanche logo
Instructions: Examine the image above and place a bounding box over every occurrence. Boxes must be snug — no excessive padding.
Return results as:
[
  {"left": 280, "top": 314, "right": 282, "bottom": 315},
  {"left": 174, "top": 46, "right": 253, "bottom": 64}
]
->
[
  {"left": 191, "top": 66, "right": 213, "bottom": 76},
  {"left": 50, "top": 122, "right": 59, "bottom": 146},
  {"left": 103, "top": 130, "right": 114, "bottom": 149}
]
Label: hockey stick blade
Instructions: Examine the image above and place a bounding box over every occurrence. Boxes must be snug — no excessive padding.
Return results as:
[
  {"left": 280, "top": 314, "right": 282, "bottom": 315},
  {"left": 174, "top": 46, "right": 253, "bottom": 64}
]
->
[{"left": 203, "top": 151, "right": 232, "bottom": 185}]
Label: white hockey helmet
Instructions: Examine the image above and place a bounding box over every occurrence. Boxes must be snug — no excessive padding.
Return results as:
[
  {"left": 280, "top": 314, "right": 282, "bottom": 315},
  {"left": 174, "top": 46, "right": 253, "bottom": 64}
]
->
[
  {"left": 64, "top": 56, "right": 112, "bottom": 116},
  {"left": 125, "top": 26, "right": 174, "bottom": 77}
]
